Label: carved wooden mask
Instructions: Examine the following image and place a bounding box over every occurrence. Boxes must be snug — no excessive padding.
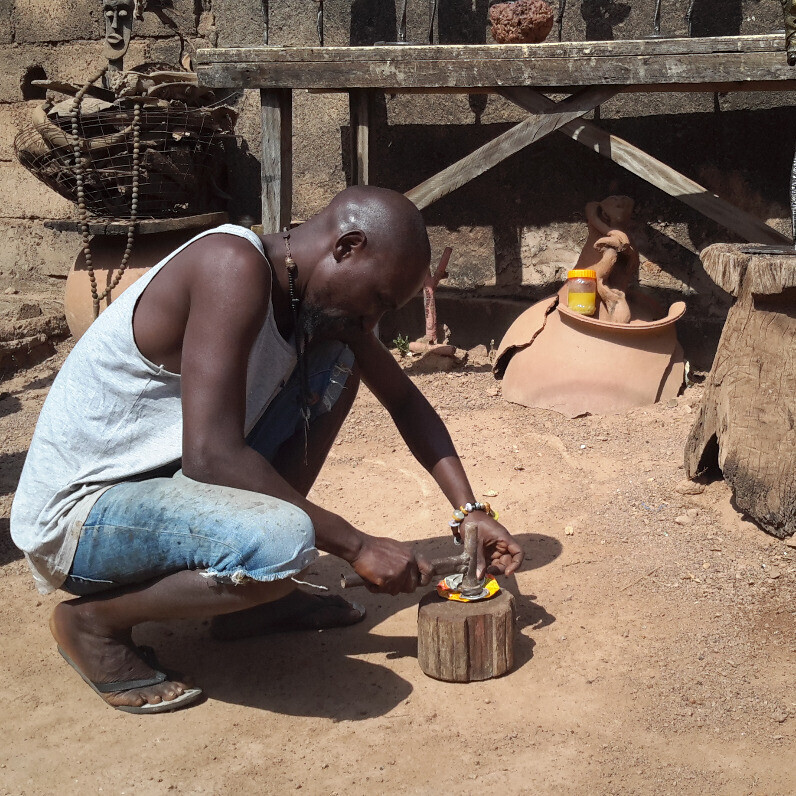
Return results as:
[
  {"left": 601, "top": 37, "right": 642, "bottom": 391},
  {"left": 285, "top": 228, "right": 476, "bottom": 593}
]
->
[{"left": 102, "top": 0, "right": 134, "bottom": 62}]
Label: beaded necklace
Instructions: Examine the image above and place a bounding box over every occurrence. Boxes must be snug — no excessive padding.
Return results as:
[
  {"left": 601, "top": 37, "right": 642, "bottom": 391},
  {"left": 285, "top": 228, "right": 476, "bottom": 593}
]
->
[{"left": 281, "top": 229, "right": 312, "bottom": 448}]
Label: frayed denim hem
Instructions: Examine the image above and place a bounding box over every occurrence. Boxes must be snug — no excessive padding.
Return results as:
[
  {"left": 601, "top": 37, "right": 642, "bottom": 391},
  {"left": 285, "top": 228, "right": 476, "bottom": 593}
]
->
[{"left": 199, "top": 547, "right": 319, "bottom": 586}]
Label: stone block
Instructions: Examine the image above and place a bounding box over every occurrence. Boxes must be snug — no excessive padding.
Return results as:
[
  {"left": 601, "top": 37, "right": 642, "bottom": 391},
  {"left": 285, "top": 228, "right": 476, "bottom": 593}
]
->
[
  {"left": 0, "top": 103, "right": 33, "bottom": 161},
  {"left": 0, "top": 0, "right": 13, "bottom": 45},
  {"left": 0, "top": 162, "right": 75, "bottom": 219},
  {"left": 146, "top": 37, "right": 183, "bottom": 66},
  {"left": 0, "top": 220, "right": 78, "bottom": 279},
  {"left": 134, "top": 0, "right": 197, "bottom": 38},
  {"left": 13, "top": 0, "right": 196, "bottom": 44},
  {"left": 13, "top": 0, "right": 101, "bottom": 43},
  {"left": 0, "top": 42, "right": 142, "bottom": 102},
  {"left": 214, "top": 0, "right": 267, "bottom": 48}
]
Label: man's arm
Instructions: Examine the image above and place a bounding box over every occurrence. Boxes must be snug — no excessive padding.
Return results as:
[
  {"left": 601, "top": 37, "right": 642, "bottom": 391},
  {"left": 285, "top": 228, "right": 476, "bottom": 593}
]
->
[
  {"left": 177, "top": 241, "right": 428, "bottom": 593},
  {"left": 350, "top": 332, "right": 524, "bottom": 576}
]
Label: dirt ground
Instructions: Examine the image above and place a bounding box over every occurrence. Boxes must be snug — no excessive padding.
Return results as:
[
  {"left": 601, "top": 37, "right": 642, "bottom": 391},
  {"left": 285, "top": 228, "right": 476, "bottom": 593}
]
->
[{"left": 0, "top": 340, "right": 794, "bottom": 796}]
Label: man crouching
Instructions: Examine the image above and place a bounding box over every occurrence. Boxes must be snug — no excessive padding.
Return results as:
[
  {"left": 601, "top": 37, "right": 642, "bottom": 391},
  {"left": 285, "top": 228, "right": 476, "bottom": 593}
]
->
[{"left": 11, "top": 186, "right": 523, "bottom": 713}]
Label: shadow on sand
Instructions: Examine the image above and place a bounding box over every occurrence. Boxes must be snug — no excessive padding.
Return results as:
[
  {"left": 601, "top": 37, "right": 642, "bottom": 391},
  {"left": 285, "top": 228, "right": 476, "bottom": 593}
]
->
[{"left": 135, "top": 532, "right": 561, "bottom": 718}]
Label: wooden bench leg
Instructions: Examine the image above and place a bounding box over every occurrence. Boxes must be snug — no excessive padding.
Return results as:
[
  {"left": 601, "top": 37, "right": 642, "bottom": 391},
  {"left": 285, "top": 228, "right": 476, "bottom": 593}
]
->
[
  {"left": 348, "top": 89, "right": 371, "bottom": 186},
  {"left": 260, "top": 88, "right": 293, "bottom": 232}
]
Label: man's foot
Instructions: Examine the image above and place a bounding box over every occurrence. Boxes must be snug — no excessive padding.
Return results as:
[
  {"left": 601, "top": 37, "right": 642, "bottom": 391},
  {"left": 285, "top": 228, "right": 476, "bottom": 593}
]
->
[
  {"left": 210, "top": 589, "right": 366, "bottom": 640},
  {"left": 51, "top": 600, "right": 201, "bottom": 712}
]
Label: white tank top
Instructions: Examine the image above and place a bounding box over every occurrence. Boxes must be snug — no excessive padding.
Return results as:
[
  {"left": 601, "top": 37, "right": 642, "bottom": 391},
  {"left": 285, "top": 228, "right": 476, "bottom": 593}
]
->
[{"left": 11, "top": 224, "right": 297, "bottom": 593}]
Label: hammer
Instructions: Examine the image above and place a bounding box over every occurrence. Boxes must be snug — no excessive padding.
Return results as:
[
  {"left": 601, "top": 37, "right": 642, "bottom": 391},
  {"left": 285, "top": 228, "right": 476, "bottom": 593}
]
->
[{"left": 340, "top": 522, "right": 485, "bottom": 597}]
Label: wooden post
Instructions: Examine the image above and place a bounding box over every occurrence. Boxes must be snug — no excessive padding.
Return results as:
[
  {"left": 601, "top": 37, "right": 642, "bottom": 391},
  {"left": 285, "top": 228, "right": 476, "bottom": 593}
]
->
[
  {"left": 348, "top": 89, "right": 371, "bottom": 185},
  {"left": 417, "top": 589, "right": 516, "bottom": 682},
  {"left": 685, "top": 244, "right": 796, "bottom": 539},
  {"left": 260, "top": 88, "right": 293, "bottom": 232}
]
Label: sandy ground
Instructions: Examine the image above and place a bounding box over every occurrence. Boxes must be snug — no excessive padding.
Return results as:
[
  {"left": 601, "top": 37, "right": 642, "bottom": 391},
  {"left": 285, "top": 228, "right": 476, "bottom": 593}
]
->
[{"left": 0, "top": 342, "right": 794, "bottom": 796}]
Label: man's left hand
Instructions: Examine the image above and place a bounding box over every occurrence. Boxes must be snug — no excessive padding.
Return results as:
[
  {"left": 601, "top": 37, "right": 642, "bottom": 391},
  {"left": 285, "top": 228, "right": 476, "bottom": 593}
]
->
[{"left": 463, "top": 512, "right": 524, "bottom": 578}]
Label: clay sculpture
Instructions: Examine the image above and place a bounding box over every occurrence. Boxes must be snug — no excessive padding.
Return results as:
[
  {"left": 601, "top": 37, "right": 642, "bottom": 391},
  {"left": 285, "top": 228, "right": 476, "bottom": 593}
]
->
[
  {"left": 493, "top": 197, "right": 686, "bottom": 417},
  {"left": 489, "top": 0, "right": 555, "bottom": 44}
]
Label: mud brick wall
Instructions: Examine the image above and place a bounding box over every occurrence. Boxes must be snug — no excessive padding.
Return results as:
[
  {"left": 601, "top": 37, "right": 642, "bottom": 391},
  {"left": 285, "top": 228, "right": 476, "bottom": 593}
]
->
[{"left": 1, "top": 1, "right": 793, "bottom": 363}]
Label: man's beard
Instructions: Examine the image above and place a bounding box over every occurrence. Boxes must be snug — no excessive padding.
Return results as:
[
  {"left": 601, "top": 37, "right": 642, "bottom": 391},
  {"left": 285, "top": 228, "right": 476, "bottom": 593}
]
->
[{"left": 298, "top": 301, "right": 358, "bottom": 342}]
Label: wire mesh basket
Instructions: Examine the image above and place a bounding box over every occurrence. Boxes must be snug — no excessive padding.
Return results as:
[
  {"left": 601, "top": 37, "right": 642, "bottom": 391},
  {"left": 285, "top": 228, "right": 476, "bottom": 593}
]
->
[{"left": 14, "top": 101, "right": 236, "bottom": 219}]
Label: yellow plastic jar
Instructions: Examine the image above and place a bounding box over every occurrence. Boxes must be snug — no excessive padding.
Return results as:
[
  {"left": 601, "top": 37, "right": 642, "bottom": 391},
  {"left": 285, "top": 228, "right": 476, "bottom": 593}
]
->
[{"left": 566, "top": 268, "right": 597, "bottom": 316}]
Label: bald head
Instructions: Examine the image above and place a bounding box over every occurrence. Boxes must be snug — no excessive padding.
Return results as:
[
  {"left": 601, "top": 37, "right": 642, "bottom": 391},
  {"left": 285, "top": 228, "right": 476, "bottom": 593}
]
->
[
  {"left": 323, "top": 186, "right": 431, "bottom": 273},
  {"left": 292, "top": 187, "right": 432, "bottom": 341}
]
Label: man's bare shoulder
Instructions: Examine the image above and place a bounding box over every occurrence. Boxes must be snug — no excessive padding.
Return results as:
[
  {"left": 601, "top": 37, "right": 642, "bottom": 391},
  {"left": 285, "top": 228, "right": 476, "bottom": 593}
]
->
[{"left": 178, "top": 231, "right": 272, "bottom": 307}]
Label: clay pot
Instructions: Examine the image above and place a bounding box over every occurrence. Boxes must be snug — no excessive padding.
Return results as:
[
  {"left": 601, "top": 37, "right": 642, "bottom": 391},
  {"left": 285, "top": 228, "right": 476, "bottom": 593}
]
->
[
  {"left": 64, "top": 227, "right": 213, "bottom": 340},
  {"left": 494, "top": 298, "right": 686, "bottom": 417}
]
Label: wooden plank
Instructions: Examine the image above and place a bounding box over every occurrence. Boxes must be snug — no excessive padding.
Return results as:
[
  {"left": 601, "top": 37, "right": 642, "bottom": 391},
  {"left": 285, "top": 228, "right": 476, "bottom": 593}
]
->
[
  {"left": 197, "top": 34, "right": 786, "bottom": 64},
  {"left": 406, "top": 86, "right": 618, "bottom": 210},
  {"left": 348, "top": 89, "right": 371, "bottom": 185},
  {"left": 196, "top": 35, "right": 794, "bottom": 90},
  {"left": 310, "top": 82, "right": 796, "bottom": 95},
  {"left": 43, "top": 213, "right": 229, "bottom": 235},
  {"left": 500, "top": 87, "right": 792, "bottom": 246},
  {"left": 260, "top": 88, "right": 292, "bottom": 233},
  {"left": 199, "top": 51, "right": 794, "bottom": 91}
]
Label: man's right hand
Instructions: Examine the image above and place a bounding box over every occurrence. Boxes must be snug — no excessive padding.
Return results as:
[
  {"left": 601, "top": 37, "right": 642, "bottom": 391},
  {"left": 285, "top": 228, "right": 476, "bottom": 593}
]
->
[{"left": 350, "top": 535, "right": 434, "bottom": 595}]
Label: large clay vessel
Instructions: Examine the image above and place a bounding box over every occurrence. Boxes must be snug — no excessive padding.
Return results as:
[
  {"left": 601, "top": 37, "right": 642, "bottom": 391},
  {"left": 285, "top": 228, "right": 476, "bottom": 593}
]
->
[
  {"left": 494, "top": 298, "right": 686, "bottom": 417},
  {"left": 64, "top": 227, "right": 216, "bottom": 339}
]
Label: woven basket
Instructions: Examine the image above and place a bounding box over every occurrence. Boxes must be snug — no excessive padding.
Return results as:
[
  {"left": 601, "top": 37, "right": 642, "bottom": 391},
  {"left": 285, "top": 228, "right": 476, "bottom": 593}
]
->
[{"left": 14, "top": 102, "right": 235, "bottom": 219}]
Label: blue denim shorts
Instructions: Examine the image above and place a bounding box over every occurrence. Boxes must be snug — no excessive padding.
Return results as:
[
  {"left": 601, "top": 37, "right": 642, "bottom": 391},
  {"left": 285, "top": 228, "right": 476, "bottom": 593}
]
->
[{"left": 62, "top": 341, "right": 355, "bottom": 596}]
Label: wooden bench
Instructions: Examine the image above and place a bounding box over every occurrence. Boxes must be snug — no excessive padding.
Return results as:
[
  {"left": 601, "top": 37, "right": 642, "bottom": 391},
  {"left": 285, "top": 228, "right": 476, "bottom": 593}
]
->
[{"left": 196, "top": 34, "right": 795, "bottom": 246}]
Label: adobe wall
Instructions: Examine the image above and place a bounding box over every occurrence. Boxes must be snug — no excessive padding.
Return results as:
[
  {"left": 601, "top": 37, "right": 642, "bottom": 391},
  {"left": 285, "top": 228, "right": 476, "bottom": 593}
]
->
[{"left": 1, "top": 0, "right": 793, "bottom": 364}]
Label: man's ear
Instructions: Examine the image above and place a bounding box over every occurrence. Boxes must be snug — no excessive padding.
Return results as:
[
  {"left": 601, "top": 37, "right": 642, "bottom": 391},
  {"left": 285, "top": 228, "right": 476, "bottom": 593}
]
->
[{"left": 333, "top": 229, "right": 367, "bottom": 262}]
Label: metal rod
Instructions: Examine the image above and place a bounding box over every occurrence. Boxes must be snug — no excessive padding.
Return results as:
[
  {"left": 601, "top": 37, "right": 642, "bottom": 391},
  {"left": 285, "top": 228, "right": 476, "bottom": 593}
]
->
[
  {"left": 317, "top": 0, "right": 324, "bottom": 46},
  {"left": 428, "top": 0, "right": 438, "bottom": 44},
  {"left": 556, "top": 0, "right": 567, "bottom": 42},
  {"left": 652, "top": 0, "right": 662, "bottom": 37},
  {"left": 457, "top": 522, "right": 484, "bottom": 598},
  {"left": 398, "top": 0, "right": 408, "bottom": 43},
  {"left": 686, "top": 0, "right": 696, "bottom": 37}
]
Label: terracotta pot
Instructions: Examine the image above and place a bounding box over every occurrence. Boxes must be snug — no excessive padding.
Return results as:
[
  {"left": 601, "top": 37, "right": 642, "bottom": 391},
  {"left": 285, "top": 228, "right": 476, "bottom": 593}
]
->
[
  {"left": 64, "top": 228, "right": 214, "bottom": 340},
  {"left": 494, "top": 298, "right": 686, "bottom": 417}
]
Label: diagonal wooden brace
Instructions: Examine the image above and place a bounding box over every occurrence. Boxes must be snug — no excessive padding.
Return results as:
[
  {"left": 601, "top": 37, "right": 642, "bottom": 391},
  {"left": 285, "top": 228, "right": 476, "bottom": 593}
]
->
[
  {"left": 405, "top": 86, "right": 619, "bottom": 211},
  {"left": 499, "top": 86, "right": 791, "bottom": 246}
]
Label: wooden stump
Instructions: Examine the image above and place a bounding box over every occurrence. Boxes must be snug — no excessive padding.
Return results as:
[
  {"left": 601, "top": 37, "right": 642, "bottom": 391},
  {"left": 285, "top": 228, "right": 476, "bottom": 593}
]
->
[
  {"left": 685, "top": 244, "right": 796, "bottom": 539},
  {"left": 417, "top": 589, "right": 515, "bottom": 682}
]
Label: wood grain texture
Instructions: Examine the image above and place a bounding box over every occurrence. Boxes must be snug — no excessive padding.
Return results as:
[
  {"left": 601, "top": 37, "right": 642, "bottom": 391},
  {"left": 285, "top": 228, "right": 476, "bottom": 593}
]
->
[
  {"left": 43, "top": 213, "right": 229, "bottom": 236},
  {"left": 686, "top": 245, "right": 796, "bottom": 539},
  {"left": 348, "top": 89, "right": 371, "bottom": 186},
  {"left": 406, "top": 86, "right": 618, "bottom": 210},
  {"left": 500, "top": 88, "right": 792, "bottom": 246},
  {"left": 196, "top": 35, "right": 795, "bottom": 90},
  {"left": 417, "top": 589, "right": 515, "bottom": 682},
  {"left": 260, "top": 88, "right": 292, "bottom": 233}
]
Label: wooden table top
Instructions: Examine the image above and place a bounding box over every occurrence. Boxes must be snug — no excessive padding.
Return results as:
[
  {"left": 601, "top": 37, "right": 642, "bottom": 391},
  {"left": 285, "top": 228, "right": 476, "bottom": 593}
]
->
[{"left": 196, "top": 34, "right": 796, "bottom": 93}]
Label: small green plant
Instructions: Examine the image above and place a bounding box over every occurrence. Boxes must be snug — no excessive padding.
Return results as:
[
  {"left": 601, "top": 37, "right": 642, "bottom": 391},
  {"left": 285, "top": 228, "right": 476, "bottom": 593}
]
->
[{"left": 393, "top": 333, "right": 410, "bottom": 358}]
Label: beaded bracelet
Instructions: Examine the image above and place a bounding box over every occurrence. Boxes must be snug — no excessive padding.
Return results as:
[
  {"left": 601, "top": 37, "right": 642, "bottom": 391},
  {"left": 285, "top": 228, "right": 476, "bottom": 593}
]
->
[{"left": 449, "top": 501, "right": 499, "bottom": 542}]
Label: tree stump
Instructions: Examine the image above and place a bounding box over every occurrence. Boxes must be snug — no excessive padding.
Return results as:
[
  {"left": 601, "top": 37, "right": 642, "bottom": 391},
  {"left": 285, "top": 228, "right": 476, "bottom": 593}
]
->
[
  {"left": 417, "top": 589, "right": 515, "bottom": 682},
  {"left": 685, "top": 243, "right": 796, "bottom": 539}
]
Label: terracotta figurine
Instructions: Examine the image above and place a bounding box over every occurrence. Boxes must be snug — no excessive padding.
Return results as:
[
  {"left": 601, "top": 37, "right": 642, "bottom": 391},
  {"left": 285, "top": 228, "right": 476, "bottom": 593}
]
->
[{"left": 572, "top": 195, "right": 638, "bottom": 324}]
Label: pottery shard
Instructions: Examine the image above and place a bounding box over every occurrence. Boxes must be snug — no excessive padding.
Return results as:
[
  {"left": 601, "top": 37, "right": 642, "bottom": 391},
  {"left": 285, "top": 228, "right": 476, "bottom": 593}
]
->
[{"left": 489, "top": 0, "right": 555, "bottom": 44}]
